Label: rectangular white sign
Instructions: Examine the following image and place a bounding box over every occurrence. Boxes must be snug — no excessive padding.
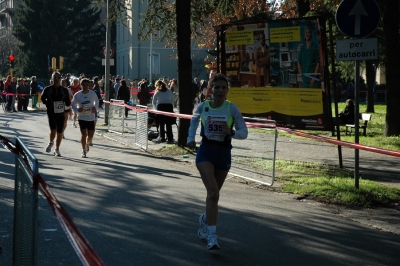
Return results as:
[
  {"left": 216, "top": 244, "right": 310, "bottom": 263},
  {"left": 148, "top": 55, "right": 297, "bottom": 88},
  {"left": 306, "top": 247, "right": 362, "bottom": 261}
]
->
[
  {"left": 102, "top": 59, "right": 115, "bottom": 66},
  {"left": 336, "top": 38, "right": 378, "bottom": 61}
]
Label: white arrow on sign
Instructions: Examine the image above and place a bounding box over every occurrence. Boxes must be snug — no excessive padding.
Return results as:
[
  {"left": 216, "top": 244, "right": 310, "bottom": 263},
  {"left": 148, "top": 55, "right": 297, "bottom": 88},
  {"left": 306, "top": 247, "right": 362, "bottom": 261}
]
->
[{"left": 349, "top": 0, "right": 368, "bottom": 35}]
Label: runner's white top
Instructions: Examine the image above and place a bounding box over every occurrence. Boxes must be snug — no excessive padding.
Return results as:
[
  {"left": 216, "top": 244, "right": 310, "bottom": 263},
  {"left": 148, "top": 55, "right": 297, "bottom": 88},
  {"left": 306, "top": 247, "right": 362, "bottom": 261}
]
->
[{"left": 71, "top": 90, "right": 99, "bottom": 121}]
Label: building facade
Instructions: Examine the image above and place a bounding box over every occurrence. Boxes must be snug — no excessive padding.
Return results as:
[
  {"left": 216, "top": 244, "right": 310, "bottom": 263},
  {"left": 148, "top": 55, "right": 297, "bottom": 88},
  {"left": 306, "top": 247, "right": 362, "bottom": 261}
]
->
[
  {"left": 116, "top": 1, "right": 209, "bottom": 84},
  {"left": 0, "top": 0, "right": 19, "bottom": 38}
]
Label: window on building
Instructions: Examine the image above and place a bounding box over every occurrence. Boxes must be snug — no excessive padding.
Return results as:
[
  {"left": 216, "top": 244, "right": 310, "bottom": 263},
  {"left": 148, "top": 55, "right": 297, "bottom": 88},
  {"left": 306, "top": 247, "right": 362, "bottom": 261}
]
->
[{"left": 147, "top": 53, "right": 160, "bottom": 76}]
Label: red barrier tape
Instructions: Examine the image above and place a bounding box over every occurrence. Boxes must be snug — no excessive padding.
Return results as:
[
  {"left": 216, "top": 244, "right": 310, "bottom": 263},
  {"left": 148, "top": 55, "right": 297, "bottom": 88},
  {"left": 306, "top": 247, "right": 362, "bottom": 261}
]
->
[
  {"left": 101, "top": 103, "right": 400, "bottom": 158},
  {"left": 38, "top": 176, "right": 106, "bottom": 266},
  {"left": 0, "top": 135, "right": 106, "bottom": 266},
  {"left": 277, "top": 127, "right": 400, "bottom": 158},
  {"left": 1, "top": 92, "right": 39, "bottom": 96}
]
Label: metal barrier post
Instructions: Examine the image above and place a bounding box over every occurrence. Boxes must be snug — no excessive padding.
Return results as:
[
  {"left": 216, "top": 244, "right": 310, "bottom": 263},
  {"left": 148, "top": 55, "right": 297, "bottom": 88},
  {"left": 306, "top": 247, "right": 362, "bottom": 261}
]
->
[
  {"left": 108, "top": 99, "right": 125, "bottom": 134},
  {"left": 135, "top": 105, "right": 149, "bottom": 150},
  {"left": 13, "top": 137, "right": 39, "bottom": 266},
  {"left": 229, "top": 120, "right": 278, "bottom": 186}
]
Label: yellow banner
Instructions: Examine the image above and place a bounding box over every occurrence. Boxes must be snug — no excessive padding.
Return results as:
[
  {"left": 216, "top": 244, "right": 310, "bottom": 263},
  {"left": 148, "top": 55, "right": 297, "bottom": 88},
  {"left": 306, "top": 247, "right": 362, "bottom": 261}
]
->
[
  {"left": 227, "top": 87, "right": 322, "bottom": 116},
  {"left": 270, "top": 26, "right": 301, "bottom": 43},
  {"left": 226, "top": 30, "right": 254, "bottom": 45},
  {"left": 37, "top": 92, "right": 42, "bottom": 104}
]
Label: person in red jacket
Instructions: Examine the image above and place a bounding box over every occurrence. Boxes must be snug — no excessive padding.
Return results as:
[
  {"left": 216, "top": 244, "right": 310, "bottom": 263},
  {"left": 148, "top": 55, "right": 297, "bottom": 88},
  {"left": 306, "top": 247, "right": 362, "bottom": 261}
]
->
[{"left": 69, "top": 78, "right": 81, "bottom": 127}]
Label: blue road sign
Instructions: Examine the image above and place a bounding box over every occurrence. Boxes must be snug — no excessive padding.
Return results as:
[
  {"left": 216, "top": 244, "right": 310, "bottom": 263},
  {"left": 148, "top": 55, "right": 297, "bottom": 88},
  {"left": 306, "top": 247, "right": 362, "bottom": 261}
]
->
[
  {"left": 37, "top": 81, "right": 45, "bottom": 93},
  {"left": 336, "top": 0, "right": 381, "bottom": 38}
]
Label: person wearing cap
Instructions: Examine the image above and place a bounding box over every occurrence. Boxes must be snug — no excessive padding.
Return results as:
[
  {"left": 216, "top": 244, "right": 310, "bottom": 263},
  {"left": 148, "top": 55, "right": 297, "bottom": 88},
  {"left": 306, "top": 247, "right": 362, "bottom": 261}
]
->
[{"left": 30, "top": 76, "right": 38, "bottom": 108}]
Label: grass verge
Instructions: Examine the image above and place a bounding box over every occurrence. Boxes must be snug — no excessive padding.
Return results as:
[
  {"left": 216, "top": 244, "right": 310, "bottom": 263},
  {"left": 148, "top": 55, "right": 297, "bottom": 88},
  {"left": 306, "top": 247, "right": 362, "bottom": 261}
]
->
[
  {"left": 274, "top": 159, "right": 399, "bottom": 207},
  {"left": 155, "top": 145, "right": 400, "bottom": 208}
]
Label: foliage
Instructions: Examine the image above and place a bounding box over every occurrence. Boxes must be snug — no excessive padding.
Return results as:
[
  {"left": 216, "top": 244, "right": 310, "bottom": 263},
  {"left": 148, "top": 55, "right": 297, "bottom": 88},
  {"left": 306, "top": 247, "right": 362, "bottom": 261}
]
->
[
  {"left": 0, "top": 32, "right": 21, "bottom": 78},
  {"left": 13, "top": 0, "right": 106, "bottom": 78}
]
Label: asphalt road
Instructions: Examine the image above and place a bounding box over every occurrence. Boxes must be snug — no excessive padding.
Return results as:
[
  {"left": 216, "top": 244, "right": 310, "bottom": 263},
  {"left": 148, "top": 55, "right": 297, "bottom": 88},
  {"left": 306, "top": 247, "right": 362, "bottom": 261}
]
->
[{"left": 1, "top": 109, "right": 399, "bottom": 266}]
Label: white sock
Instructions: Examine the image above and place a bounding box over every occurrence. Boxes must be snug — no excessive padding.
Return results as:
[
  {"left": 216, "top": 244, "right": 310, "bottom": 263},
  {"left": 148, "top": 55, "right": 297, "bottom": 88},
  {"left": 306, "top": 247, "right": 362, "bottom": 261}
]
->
[{"left": 208, "top": 225, "right": 216, "bottom": 236}]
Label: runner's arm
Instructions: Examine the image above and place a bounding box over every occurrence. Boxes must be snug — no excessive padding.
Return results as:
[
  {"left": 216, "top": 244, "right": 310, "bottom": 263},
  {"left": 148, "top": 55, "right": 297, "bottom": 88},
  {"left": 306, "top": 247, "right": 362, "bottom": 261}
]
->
[
  {"left": 230, "top": 104, "right": 248, "bottom": 140},
  {"left": 187, "top": 103, "right": 203, "bottom": 143}
]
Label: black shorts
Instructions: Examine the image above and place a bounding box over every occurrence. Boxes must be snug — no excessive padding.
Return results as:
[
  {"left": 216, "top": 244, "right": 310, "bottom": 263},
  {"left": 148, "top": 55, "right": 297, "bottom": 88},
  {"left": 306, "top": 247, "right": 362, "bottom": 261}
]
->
[
  {"left": 48, "top": 115, "right": 65, "bottom": 133},
  {"left": 78, "top": 120, "right": 95, "bottom": 131}
]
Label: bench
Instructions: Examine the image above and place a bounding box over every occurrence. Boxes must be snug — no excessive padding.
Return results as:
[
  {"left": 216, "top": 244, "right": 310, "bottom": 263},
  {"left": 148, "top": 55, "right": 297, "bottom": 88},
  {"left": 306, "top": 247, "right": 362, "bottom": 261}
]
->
[{"left": 345, "top": 113, "right": 372, "bottom": 136}]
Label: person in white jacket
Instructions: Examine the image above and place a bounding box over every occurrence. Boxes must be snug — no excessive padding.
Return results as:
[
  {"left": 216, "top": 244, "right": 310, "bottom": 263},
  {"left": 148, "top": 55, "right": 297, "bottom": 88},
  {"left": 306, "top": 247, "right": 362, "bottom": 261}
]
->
[
  {"left": 71, "top": 78, "right": 98, "bottom": 158},
  {"left": 187, "top": 73, "right": 248, "bottom": 250}
]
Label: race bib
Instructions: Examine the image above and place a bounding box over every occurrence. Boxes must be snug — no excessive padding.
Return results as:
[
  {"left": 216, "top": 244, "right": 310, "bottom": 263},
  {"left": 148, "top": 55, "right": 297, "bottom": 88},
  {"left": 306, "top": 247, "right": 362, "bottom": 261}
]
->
[
  {"left": 205, "top": 115, "right": 227, "bottom": 141},
  {"left": 53, "top": 101, "right": 65, "bottom": 114},
  {"left": 82, "top": 104, "right": 92, "bottom": 116}
]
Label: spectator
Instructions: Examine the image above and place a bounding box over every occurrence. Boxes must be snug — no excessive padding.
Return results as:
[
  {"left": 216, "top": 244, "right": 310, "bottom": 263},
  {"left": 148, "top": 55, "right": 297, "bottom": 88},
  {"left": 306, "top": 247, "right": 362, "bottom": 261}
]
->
[
  {"left": 93, "top": 76, "right": 101, "bottom": 94},
  {"left": 152, "top": 80, "right": 175, "bottom": 144},
  {"left": 30, "top": 76, "right": 38, "bottom": 108},
  {"left": 332, "top": 99, "right": 355, "bottom": 136},
  {"left": 23, "top": 79, "right": 30, "bottom": 110},
  {"left": 200, "top": 80, "right": 208, "bottom": 102},
  {"left": 338, "top": 99, "right": 355, "bottom": 124},
  {"left": 137, "top": 81, "right": 150, "bottom": 106},
  {"left": 0, "top": 80, "right": 5, "bottom": 103},
  {"left": 16, "top": 79, "right": 26, "bottom": 111},
  {"left": 7, "top": 77, "right": 17, "bottom": 112},
  {"left": 114, "top": 77, "right": 121, "bottom": 99},
  {"left": 117, "top": 79, "right": 131, "bottom": 118}
]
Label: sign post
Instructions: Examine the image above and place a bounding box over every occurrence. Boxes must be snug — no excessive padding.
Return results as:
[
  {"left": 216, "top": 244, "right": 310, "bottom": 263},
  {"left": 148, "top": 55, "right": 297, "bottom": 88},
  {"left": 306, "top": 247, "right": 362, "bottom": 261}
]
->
[
  {"left": 102, "top": 46, "right": 115, "bottom": 66},
  {"left": 336, "top": 0, "right": 381, "bottom": 189}
]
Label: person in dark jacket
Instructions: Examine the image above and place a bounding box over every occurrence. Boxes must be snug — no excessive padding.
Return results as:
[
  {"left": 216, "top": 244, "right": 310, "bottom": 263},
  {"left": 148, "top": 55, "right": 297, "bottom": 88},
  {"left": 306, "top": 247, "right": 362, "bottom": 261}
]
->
[
  {"left": 137, "top": 81, "right": 150, "bottom": 106},
  {"left": 331, "top": 99, "right": 355, "bottom": 136},
  {"left": 338, "top": 99, "right": 355, "bottom": 124},
  {"left": 6, "top": 77, "right": 17, "bottom": 112},
  {"left": 117, "top": 79, "right": 131, "bottom": 118},
  {"left": 30, "top": 76, "right": 38, "bottom": 108},
  {"left": 16, "top": 79, "right": 27, "bottom": 111}
]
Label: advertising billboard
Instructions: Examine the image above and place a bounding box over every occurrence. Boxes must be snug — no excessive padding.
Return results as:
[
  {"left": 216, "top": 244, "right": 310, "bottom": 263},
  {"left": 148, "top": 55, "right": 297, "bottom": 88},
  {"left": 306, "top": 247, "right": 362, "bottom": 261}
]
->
[{"left": 217, "top": 17, "right": 332, "bottom": 130}]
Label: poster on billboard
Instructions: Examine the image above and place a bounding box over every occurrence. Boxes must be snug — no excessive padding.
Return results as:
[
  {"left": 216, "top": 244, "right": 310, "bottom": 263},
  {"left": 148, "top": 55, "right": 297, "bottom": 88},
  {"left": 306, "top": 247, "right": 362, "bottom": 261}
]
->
[{"left": 217, "top": 17, "right": 332, "bottom": 130}]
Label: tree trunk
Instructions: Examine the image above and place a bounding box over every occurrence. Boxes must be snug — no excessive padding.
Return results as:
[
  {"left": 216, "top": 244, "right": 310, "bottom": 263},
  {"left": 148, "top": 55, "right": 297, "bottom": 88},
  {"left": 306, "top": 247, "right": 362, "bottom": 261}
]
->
[
  {"left": 176, "top": 0, "right": 193, "bottom": 146},
  {"left": 364, "top": 60, "right": 375, "bottom": 113},
  {"left": 383, "top": 0, "right": 400, "bottom": 136},
  {"left": 296, "top": 0, "right": 310, "bottom": 17}
]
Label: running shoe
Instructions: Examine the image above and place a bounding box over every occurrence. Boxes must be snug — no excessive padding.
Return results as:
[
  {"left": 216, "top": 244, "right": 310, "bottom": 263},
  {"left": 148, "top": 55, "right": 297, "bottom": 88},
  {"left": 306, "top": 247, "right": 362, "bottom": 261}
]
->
[
  {"left": 207, "top": 234, "right": 220, "bottom": 250},
  {"left": 54, "top": 149, "right": 61, "bottom": 157},
  {"left": 45, "top": 142, "right": 54, "bottom": 153},
  {"left": 198, "top": 213, "right": 208, "bottom": 240},
  {"left": 85, "top": 143, "right": 90, "bottom": 153},
  {"left": 81, "top": 150, "right": 87, "bottom": 158}
]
